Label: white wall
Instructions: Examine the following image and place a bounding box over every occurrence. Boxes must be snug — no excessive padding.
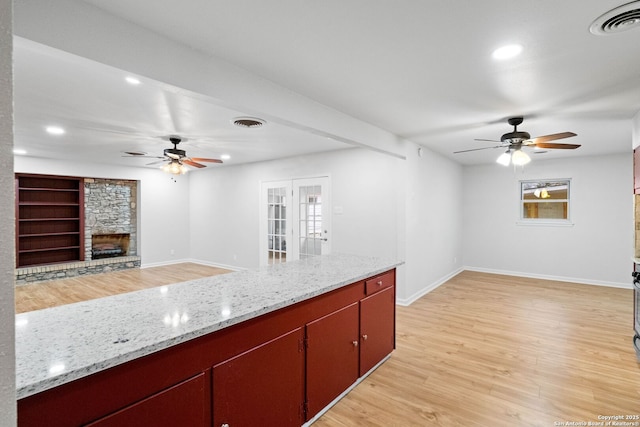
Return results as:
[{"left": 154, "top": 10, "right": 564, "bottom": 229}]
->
[
  {"left": 0, "top": 0, "right": 16, "bottom": 424},
  {"left": 401, "top": 144, "right": 464, "bottom": 304},
  {"left": 462, "top": 153, "right": 633, "bottom": 287},
  {"left": 188, "top": 148, "right": 405, "bottom": 269},
  {"left": 633, "top": 110, "right": 640, "bottom": 149},
  {"left": 14, "top": 157, "right": 191, "bottom": 266}
]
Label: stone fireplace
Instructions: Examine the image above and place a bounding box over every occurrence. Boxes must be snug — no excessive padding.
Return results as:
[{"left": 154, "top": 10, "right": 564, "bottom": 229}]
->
[{"left": 84, "top": 178, "right": 138, "bottom": 261}]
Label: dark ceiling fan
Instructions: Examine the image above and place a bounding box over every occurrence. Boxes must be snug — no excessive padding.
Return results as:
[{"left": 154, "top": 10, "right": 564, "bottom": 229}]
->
[
  {"left": 454, "top": 117, "right": 580, "bottom": 165},
  {"left": 124, "top": 136, "right": 222, "bottom": 174}
]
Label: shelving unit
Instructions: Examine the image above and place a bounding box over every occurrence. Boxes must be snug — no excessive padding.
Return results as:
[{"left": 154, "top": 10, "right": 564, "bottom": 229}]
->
[{"left": 15, "top": 174, "right": 84, "bottom": 267}]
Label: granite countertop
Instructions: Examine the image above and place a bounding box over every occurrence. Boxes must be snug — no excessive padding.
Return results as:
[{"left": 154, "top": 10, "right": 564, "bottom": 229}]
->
[{"left": 15, "top": 253, "right": 402, "bottom": 399}]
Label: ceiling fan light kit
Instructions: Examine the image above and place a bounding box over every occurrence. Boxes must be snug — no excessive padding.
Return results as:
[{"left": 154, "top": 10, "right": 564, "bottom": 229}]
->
[
  {"left": 496, "top": 151, "right": 511, "bottom": 166},
  {"left": 511, "top": 149, "right": 531, "bottom": 166},
  {"left": 162, "top": 159, "right": 188, "bottom": 175},
  {"left": 455, "top": 117, "right": 580, "bottom": 166}
]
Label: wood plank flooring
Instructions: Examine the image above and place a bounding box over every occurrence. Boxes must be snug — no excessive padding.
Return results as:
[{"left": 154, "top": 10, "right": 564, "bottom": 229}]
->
[
  {"left": 15, "top": 263, "right": 231, "bottom": 313},
  {"left": 314, "top": 271, "right": 640, "bottom": 427}
]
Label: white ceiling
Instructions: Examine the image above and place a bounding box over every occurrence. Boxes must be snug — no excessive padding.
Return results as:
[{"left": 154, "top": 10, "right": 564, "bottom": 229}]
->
[
  {"left": 13, "top": 39, "right": 349, "bottom": 167},
  {"left": 13, "top": 0, "right": 640, "bottom": 169}
]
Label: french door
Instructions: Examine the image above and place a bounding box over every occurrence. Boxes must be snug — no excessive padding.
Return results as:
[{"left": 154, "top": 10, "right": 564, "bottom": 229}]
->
[{"left": 260, "top": 177, "right": 330, "bottom": 266}]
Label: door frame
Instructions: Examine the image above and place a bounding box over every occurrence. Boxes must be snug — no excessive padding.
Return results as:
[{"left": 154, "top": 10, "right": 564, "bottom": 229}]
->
[{"left": 259, "top": 175, "right": 331, "bottom": 267}]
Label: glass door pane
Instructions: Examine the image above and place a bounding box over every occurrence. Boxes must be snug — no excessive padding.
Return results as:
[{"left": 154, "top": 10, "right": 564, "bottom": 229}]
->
[
  {"left": 293, "top": 178, "right": 329, "bottom": 260},
  {"left": 267, "top": 186, "right": 288, "bottom": 265}
]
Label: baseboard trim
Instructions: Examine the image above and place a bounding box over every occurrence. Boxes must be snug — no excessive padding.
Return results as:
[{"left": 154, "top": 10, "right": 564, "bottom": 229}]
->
[
  {"left": 140, "top": 259, "right": 189, "bottom": 269},
  {"left": 463, "top": 266, "right": 631, "bottom": 290},
  {"left": 186, "top": 258, "right": 246, "bottom": 272},
  {"left": 140, "top": 258, "right": 245, "bottom": 271},
  {"left": 396, "top": 267, "right": 464, "bottom": 307},
  {"left": 302, "top": 353, "right": 392, "bottom": 426}
]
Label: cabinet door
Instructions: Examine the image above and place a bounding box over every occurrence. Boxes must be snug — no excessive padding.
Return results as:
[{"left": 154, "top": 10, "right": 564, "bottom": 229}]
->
[
  {"left": 213, "top": 328, "right": 305, "bottom": 427},
  {"left": 84, "top": 372, "right": 208, "bottom": 427},
  {"left": 306, "top": 302, "right": 360, "bottom": 419},
  {"left": 360, "top": 285, "right": 395, "bottom": 376}
]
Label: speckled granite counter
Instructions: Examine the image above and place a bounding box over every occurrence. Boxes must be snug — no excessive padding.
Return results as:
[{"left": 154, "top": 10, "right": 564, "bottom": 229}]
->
[{"left": 16, "top": 253, "right": 402, "bottom": 399}]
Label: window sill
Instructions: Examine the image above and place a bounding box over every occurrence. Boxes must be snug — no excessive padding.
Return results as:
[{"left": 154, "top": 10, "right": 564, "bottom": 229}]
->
[{"left": 516, "top": 220, "right": 574, "bottom": 227}]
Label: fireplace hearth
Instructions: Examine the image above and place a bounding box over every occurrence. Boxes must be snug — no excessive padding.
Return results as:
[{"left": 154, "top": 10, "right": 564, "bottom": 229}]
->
[{"left": 92, "top": 233, "right": 130, "bottom": 260}]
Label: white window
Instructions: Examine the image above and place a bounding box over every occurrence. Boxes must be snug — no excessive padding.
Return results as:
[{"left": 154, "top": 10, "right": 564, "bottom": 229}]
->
[{"left": 520, "top": 179, "right": 571, "bottom": 223}]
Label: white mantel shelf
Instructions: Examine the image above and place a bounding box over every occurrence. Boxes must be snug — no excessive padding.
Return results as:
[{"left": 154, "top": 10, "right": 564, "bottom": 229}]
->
[{"left": 15, "top": 253, "right": 403, "bottom": 399}]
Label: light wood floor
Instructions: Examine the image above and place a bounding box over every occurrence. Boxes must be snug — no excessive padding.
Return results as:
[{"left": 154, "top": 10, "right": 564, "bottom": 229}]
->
[
  {"left": 315, "top": 271, "right": 640, "bottom": 427},
  {"left": 15, "top": 263, "right": 231, "bottom": 313}
]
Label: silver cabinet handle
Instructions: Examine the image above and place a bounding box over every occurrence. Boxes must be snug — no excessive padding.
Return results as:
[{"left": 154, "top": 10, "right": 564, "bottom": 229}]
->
[
  {"left": 352, "top": 340, "right": 358, "bottom": 347},
  {"left": 377, "top": 281, "right": 383, "bottom": 286},
  {"left": 362, "top": 334, "right": 368, "bottom": 340}
]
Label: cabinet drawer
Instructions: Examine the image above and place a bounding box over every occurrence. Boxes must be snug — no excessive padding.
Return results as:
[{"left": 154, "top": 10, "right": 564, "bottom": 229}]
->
[{"left": 365, "top": 270, "right": 395, "bottom": 295}]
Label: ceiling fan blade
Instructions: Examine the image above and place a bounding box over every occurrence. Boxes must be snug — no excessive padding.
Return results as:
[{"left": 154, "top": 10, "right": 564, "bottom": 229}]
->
[
  {"left": 122, "top": 155, "right": 165, "bottom": 159},
  {"left": 191, "top": 157, "right": 223, "bottom": 163},
  {"left": 534, "top": 142, "right": 581, "bottom": 150},
  {"left": 146, "top": 159, "right": 169, "bottom": 166},
  {"left": 474, "top": 138, "right": 502, "bottom": 143},
  {"left": 529, "top": 132, "right": 577, "bottom": 143},
  {"left": 454, "top": 145, "right": 503, "bottom": 154},
  {"left": 183, "top": 159, "right": 207, "bottom": 168}
]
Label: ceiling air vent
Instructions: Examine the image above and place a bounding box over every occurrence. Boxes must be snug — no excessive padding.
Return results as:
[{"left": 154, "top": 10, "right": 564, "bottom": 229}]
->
[
  {"left": 590, "top": 1, "right": 640, "bottom": 35},
  {"left": 233, "top": 117, "right": 265, "bottom": 129}
]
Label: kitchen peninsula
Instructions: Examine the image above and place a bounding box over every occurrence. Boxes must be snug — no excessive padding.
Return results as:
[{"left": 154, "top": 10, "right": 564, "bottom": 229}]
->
[{"left": 16, "top": 253, "right": 402, "bottom": 426}]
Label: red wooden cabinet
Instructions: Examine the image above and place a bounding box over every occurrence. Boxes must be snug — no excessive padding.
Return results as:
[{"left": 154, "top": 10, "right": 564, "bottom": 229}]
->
[
  {"left": 212, "top": 328, "right": 305, "bottom": 427},
  {"left": 84, "top": 373, "right": 209, "bottom": 427},
  {"left": 360, "top": 285, "right": 396, "bottom": 376},
  {"left": 305, "top": 302, "right": 360, "bottom": 418}
]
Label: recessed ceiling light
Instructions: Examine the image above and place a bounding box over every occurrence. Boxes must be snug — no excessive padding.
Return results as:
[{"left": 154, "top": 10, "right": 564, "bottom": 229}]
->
[
  {"left": 13, "top": 148, "right": 27, "bottom": 155},
  {"left": 125, "top": 76, "right": 141, "bottom": 85},
  {"left": 45, "top": 126, "right": 65, "bottom": 135},
  {"left": 221, "top": 154, "right": 231, "bottom": 161},
  {"left": 492, "top": 44, "right": 523, "bottom": 60}
]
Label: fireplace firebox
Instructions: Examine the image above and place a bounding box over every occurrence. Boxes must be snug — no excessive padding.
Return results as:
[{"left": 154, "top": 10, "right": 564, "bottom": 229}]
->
[{"left": 91, "top": 233, "right": 130, "bottom": 260}]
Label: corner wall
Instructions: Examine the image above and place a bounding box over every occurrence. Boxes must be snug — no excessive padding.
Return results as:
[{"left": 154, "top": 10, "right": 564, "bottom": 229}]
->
[
  {"left": 0, "top": 0, "right": 16, "bottom": 424},
  {"left": 400, "top": 143, "right": 464, "bottom": 304},
  {"left": 462, "top": 153, "right": 632, "bottom": 287},
  {"left": 633, "top": 110, "right": 640, "bottom": 149}
]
